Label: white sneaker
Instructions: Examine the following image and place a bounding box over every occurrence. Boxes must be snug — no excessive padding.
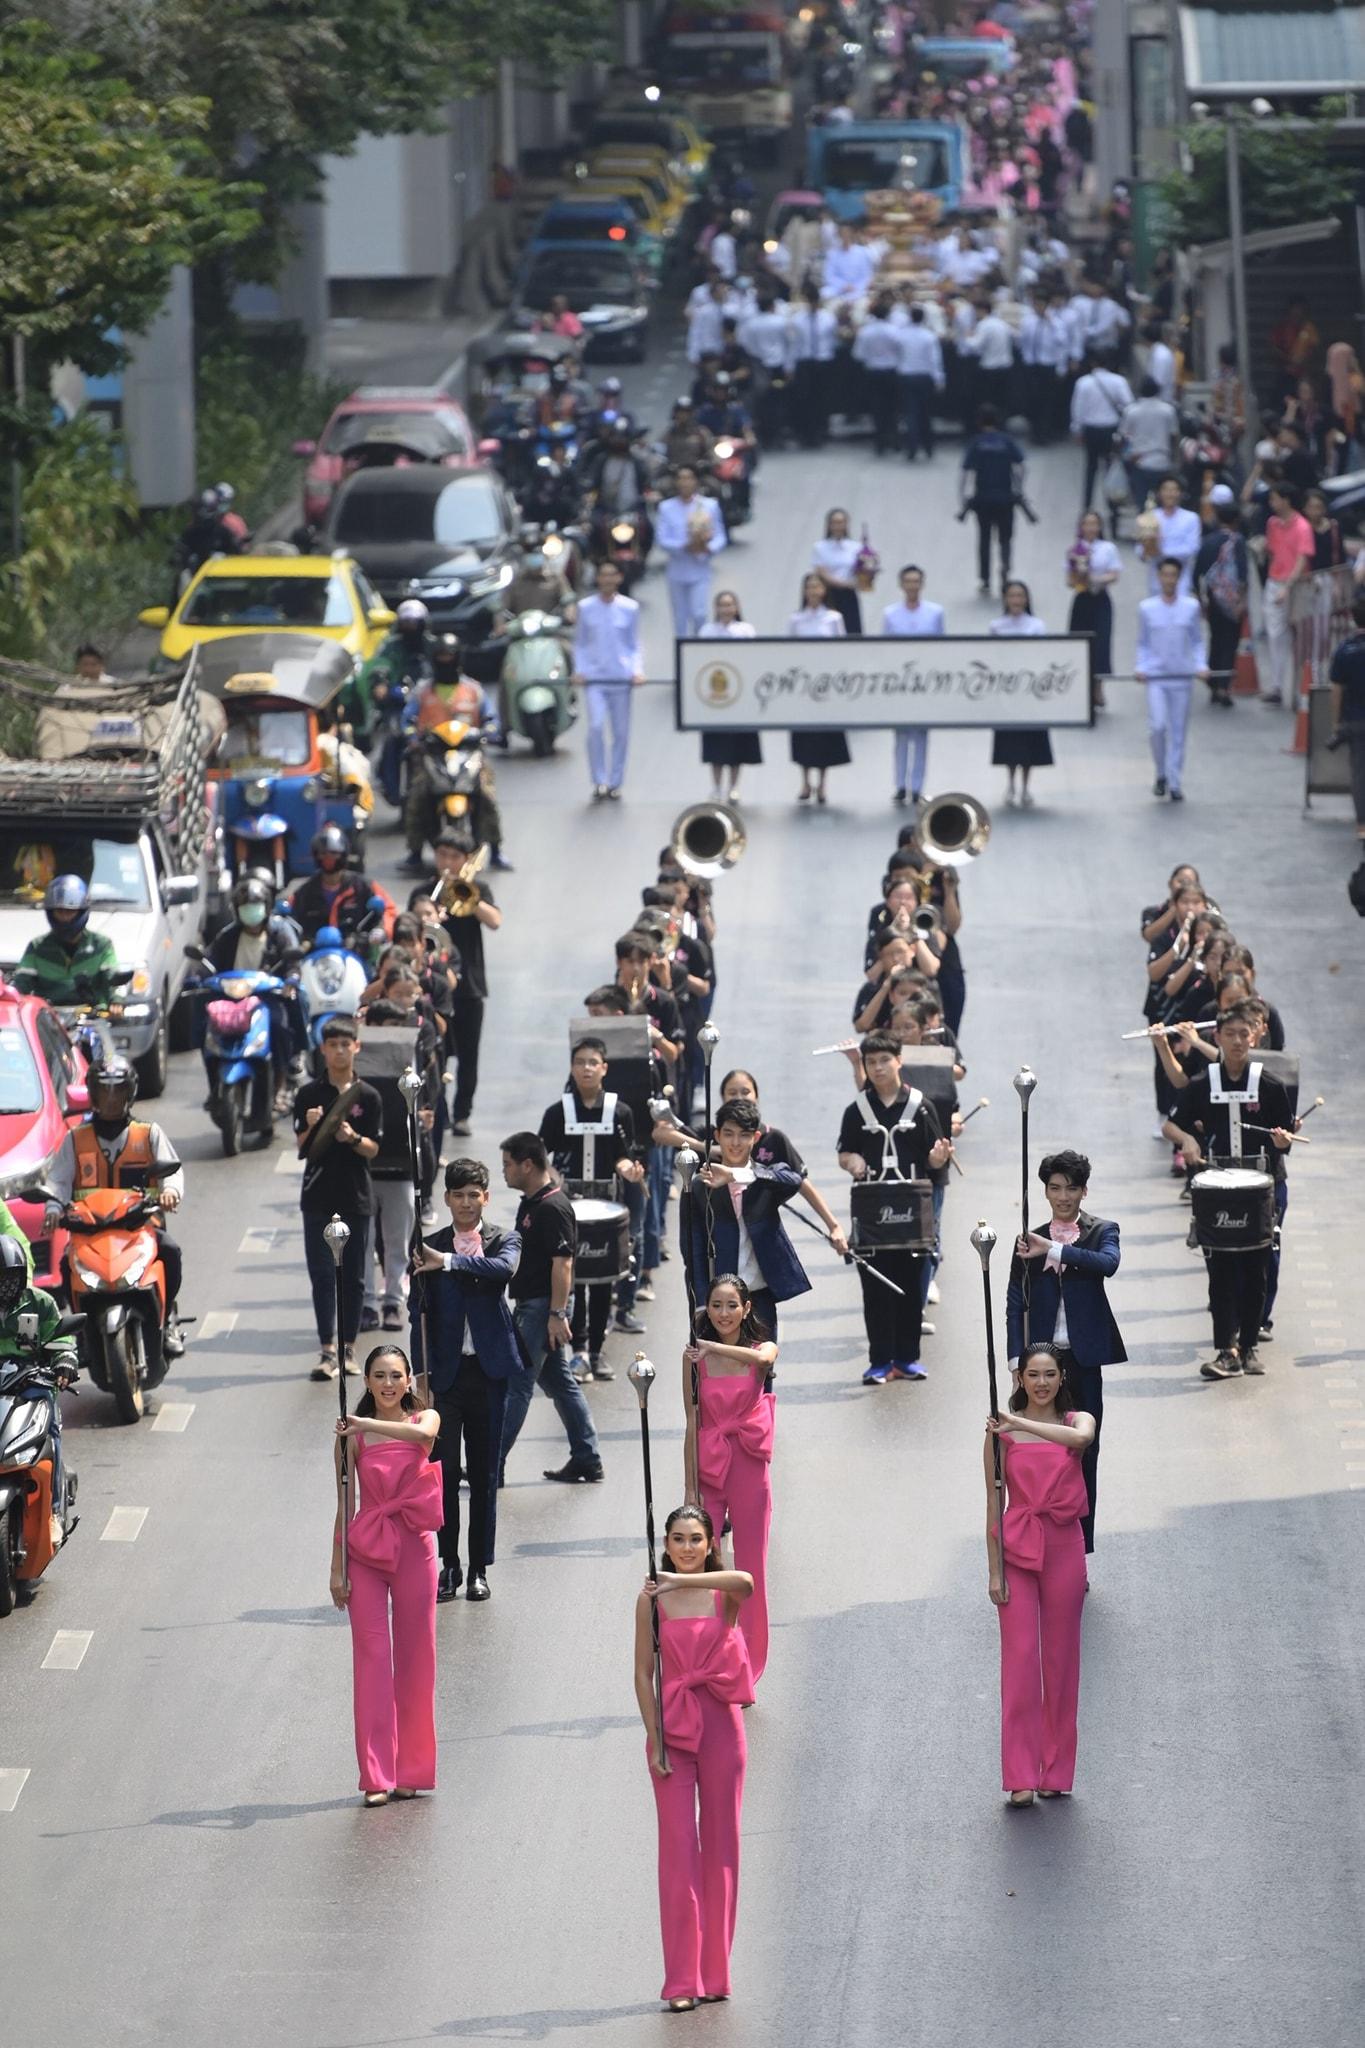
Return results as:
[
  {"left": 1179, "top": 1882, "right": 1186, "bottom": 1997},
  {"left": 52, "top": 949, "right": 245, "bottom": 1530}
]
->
[
  {"left": 1151, "top": 1121, "right": 1167, "bottom": 1141},
  {"left": 920, "top": 1319, "right": 935, "bottom": 1335},
  {"left": 926, "top": 1279, "right": 940, "bottom": 1305}
]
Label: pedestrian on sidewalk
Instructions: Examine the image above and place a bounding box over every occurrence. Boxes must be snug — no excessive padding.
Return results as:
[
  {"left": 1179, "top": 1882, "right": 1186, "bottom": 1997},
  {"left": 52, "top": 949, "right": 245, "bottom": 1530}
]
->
[
  {"left": 1135, "top": 556, "right": 1210, "bottom": 803},
  {"left": 572, "top": 560, "right": 643, "bottom": 801},
  {"left": 331, "top": 1344, "right": 441, "bottom": 1806},
  {"left": 1259, "top": 482, "right": 1314, "bottom": 705},
  {"left": 499, "top": 1132, "right": 604, "bottom": 1484},
  {"left": 1194, "top": 496, "right": 1249, "bottom": 707},
  {"left": 986, "top": 1345, "right": 1095, "bottom": 1807}
]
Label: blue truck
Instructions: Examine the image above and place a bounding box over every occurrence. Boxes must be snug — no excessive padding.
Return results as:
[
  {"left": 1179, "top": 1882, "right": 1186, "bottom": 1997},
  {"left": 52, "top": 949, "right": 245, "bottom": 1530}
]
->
[{"left": 806, "top": 121, "right": 964, "bottom": 222}]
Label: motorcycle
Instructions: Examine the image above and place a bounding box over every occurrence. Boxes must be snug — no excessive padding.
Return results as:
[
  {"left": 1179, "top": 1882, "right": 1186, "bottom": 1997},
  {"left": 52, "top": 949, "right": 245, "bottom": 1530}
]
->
[
  {"left": 296, "top": 925, "right": 372, "bottom": 1061},
  {"left": 405, "top": 720, "right": 487, "bottom": 851},
  {"left": 184, "top": 952, "right": 297, "bottom": 1157},
  {"left": 31, "top": 1172, "right": 177, "bottom": 1425},
  {"left": 710, "top": 436, "right": 753, "bottom": 530},
  {"left": 373, "top": 662, "right": 429, "bottom": 808},
  {"left": 496, "top": 611, "right": 576, "bottom": 757},
  {"left": 590, "top": 506, "right": 650, "bottom": 591},
  {"left": 0, "top": 1308, "right": 83, "bottom": 1615}
]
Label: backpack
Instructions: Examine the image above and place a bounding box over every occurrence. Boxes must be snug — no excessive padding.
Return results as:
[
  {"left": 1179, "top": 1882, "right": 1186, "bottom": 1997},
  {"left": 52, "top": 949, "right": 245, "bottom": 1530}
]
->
[{"left": 1205, "top": 535, "right": 1244, "bottom": 623}]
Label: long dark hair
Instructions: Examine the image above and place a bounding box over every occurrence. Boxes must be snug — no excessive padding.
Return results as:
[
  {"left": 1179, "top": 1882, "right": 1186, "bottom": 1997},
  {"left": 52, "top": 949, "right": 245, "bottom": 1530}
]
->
[
  {"left": 660, "top": 1502, "right": 722, "bottom": 1572},
  {"left": 696, "top": 1272, "right": 772, "bottom": 1349},
  {"left": 354, "top": 1344, "right": 419, "bottom": 1416},
  {"left": 1008, "top": 1341, "right": 1074, "bottom": 1416}
]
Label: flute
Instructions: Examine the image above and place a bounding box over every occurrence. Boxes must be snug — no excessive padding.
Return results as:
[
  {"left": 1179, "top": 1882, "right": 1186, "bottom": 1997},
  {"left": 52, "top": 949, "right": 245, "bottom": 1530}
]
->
[
  {"left": 812, "top": 1037, "right": 861, "bottom": 1056},
  {"left": 1120, "top": 1023, "right": 1187, "bottom": 1040}
]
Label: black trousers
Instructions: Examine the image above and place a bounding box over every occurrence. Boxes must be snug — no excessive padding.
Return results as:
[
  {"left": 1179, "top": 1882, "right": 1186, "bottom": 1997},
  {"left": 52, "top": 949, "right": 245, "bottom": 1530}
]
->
[
  {"left": 571, "top": 1282, "right": 612, "bottom": 1356},
  {"left": 858, "top": 1248, "right": 923, "bottom": 1367},
  {"left": 1080, "top": 426, "right": 1114, "bottom": 514},
  {"left": 302, "top": 1207, "right": 367, "bottom": 1346},
  {"left": 791, "top": 359, "right": 831, "bottom": 447},
  {"left": 753, "top": 372, "right": 789, "bottom": 449},
  {"left": 1206, "top": 609, "right": 1241, "bottom": 693},
  {"left": 974, "top": 503, "right": 1014, "bottom": 587},
  {"left": 900, "top": 373, "right": 936, "bottom": 458},
  {"left": 1348, "top": 730, "right": 1365, "bottom": 828},
  {"left": 1056, "top": 1349, "right": 1102, "bottom": 1554},
  {"left": 1206, "top": 1247, "right": 1270, "bottom": 1354},
  {"left": 865, "top": 369, "right": 899, "bottom": 453},
  {"left": 431, "top": 1362, "right": 505, "bottom": 1576},
  {"left": 448, "top": 996, "right": 483, "bottom": 1123}
]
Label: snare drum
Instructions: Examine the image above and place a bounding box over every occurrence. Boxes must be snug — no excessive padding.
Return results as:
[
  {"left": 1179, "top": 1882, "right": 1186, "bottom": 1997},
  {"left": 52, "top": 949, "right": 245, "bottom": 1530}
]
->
[
  {"left": 571, "top": 1196, "right": 631, "bottom": 1282},
  {"left": 850, "top": 1177, "right": 935, "bottom": 1252},
  {"left": 1189, "top": 1167, "right": 1274, "bottom": 1252}
]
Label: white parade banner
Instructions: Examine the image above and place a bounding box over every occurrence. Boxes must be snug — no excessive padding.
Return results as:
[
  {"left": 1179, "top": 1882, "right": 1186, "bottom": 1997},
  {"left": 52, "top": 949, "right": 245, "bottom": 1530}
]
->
[{"left": 675, "top": 635, "right": 1093, "bottom": 731}]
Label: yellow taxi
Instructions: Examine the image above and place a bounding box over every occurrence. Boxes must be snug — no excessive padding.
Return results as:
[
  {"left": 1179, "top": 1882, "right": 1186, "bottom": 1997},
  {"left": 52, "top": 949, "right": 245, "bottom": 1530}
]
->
[
  {"left": 585, "top": 150, "right": 690, "bottom": 232},
  {"left": 570, "top": 175, "right": 678, "bottom": 245},
  {"left": 138, "top": 553, "right": 395, "bottom": 667}
]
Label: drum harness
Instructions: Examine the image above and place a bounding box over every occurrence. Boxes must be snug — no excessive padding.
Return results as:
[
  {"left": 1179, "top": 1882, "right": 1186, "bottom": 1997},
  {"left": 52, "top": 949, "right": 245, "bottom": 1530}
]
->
[
  {"left": 855, "top": 1085, "right": 926, "bottom": 1182},
  {"left": 561, "top": 1090, "right": 620, "bottom": 1188},
  {"left": 1206, "top": 1061, "right": 1263, "bottom": 1164}
]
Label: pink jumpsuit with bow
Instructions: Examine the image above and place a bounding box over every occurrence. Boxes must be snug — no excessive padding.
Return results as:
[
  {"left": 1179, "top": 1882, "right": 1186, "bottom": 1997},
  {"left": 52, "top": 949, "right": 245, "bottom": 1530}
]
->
[
  {"left": 995, "top": 1427, "right": 1089, "bottom": 1793},
  {"left": 346, "top": 1433, "right": 442, "bottom": 1794},
  {"left": 650, "top": 1595, "right": 754, "bottom": 2002},
  {"left": 696, "top": 1355, "right": 775, "bottom": 1681}
]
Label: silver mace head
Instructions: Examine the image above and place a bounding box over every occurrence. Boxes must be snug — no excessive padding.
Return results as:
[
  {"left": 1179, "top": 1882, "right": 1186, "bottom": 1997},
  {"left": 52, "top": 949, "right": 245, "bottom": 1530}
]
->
[
  {"left": 1013, "top": 1064, "right": 1038, "bottom": 1104},
  {"left": 323, "top": 1213, "right": 351, "bottom": 1264},
  {"left": 627, "top": 1352, "right": 656, "bottom": 1408},
  {"left": 970, "top": 1219, "right": 997, "bottom": 1270},
  {"left": 698, "top": 1022, "right": 720, "bottom": 1066},
  {"left": 397, "top": 1066, "right": 423, "bottom": 1112}
]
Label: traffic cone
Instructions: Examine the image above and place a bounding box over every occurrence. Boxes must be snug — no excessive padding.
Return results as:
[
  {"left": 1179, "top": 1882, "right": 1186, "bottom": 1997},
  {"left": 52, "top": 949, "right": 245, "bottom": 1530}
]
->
[
  {"left": 1232, "top": 619, "right": 1258, "bottom": 696},
  {"left": 1288, "top": 659, "right": 1312, "bottom": 755}
]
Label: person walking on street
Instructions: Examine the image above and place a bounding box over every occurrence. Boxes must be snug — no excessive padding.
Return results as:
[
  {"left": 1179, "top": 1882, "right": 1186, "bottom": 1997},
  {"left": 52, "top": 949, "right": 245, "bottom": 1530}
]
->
[
  {"left": 1119, "top": 376, "right": 1179, "bottom": 526},
  {"left": 572, "top": 559, "right": 643, "bottom": 801},
  {"left": 1137, "top": 473, "right": 1201, "bottom": 596},
  {"left": 1194, "top": 497, "right": 1249, "bottom": 707},
  {"left": 960, "top": 405, "right": 1026, "bottom": 596},
  {"left": 881, "top": 564, "right": 945, "bottom": 805},
  {"left": 294, "top": 1017, "right": 382, "bottom": 1380},
  {"left": 897, "top": 305, "right": 945, "bottom": 462},
  {"left": 1066, "top": 509, "right": 1121, "bottom": 709},
  {"left": 499, "top": 1132, "right": 604, "bottom": 1484},
  {"left": 331, "top": 1344, "right": 442, "bottom": 1805},
  {"left": 1259, "top": 482, "right": 1314, "bottom": 705},
  {"left": 852, "top": 295, "right": 903, "bottom": 455},
  {"left": 986, "top": 1344, "right": 1095, "bottom": 1806},
  {"left": 433, "top": 832, "right": 501, "bottom": 1137},
  {"left": 657, "top": 467, "right": 728, "bottom": 640},
  {"left": 409, "top": 1157, "right": 526, "bottom": 1602},
  {"left": 1136, "top": 556, "right": 1210, "bottom": 802},
  {"left": 790, "top": 282, "right": 838, "bottom": 448},
  {"left": 1069, "top": 353, "right": 1132, "bottom": 520}
]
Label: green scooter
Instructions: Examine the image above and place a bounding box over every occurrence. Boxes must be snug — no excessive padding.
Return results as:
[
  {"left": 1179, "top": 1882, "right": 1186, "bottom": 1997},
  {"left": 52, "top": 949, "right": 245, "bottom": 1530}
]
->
[{"left": 500, "top": 611, "right": 576, "bottom": 758}]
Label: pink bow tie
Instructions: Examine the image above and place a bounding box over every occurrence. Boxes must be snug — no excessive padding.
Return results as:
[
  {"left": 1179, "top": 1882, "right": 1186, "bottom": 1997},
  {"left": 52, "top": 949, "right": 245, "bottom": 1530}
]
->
[
  {"left": 453, "top": 1229, "right": 483, "bottom": 1257},
  {"left": 1050, "top": 1220, "right": 1081, "bottom": 1246}
]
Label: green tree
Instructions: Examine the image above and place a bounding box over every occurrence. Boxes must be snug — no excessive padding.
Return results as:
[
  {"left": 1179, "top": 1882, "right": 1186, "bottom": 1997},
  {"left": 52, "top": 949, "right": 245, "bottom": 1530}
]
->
[
  {"left": 0, "top": 21, "right": 258, "bottom": 371},
  {"left": 1158, "top": 111, "right": 1357, "bottom": 247}
]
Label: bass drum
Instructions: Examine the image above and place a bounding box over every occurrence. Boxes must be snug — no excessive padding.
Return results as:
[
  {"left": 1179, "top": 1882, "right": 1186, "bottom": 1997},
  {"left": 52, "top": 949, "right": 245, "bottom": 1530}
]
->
[
  {"left": 571, "top": 1197, "right": 631, "bottom": 1283},
  {"left": 1189, "top": 1167, "right": 1274, "bottom": 1252}
]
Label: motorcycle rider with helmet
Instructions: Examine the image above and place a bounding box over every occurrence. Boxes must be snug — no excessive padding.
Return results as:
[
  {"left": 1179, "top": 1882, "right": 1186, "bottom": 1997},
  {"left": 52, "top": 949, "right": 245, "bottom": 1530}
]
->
[
  {"left": 43, "top": 1056, "right": 186, "bottom": 1358},
  {"left": 174, "top": 487, "right": 241, "bottom": 593},
  {"left": 520, "top": 442, "right": 582, "bottom": 532},
  {"left": 502, "top": 533, "right": 576, "bottom": 624},
  {"left": 0, "top": 1236, "right": 78, "bottom": 1552},
  {"left": 286, "top": 827, "right": 380, "bottom": 948},
  {"left": 401, "top": 639, "right": 510, "bottom": 873},
  {"left": 13, "top": 876, "right": 122, "bottom": 1010},
  {"left": 358, "top": 596, "right": 433, "bottom": 730},
  {"left": 696, "top": 370, "right": 757, "bottom": 517},
  {"left": 579, "top": 416, "right": 656, "bottom": 565},
  {"left": 202, "top": 874, "right": 305, "bottom": 1104},
  {"left": 661, "top": 395, "right": 716, "bottom": 476}
]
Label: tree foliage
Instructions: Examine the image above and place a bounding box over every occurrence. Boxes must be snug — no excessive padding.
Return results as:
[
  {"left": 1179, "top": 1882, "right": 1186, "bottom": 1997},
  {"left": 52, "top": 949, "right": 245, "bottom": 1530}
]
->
[
  {"left": 1158, "top": 111, "right": 1358, "bottom": 248},
  {"left": 0, "top": 22, "right": 258, "bottom": 365}
]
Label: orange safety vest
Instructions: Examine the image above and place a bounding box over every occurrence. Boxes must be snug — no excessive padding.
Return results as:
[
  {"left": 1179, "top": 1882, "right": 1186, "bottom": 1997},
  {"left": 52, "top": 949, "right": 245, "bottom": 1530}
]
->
[{"left": 72, "top": 1122, "right": 156, "bottom": 1191}]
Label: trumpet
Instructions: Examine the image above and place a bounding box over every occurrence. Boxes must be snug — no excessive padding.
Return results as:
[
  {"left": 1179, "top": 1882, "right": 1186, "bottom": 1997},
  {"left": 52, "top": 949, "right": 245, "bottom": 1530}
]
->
[{"left": 431, "top": 843, "right": 489, "bottom": 916}]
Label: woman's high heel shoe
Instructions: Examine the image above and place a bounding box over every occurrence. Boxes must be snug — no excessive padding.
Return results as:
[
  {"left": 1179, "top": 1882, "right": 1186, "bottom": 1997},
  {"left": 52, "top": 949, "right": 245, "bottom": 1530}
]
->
[
  {"left": 363, "top": 1791, "right": 390, "bottom": 1808},
  {"left": 667, "top": 1997, "right": 698, "bottom": 2012},
  {"left": 391, "top": 1788, "right": 418, "bottom": 1800},
  {"left": 1007, "top": 1789, "right": 1035, "bottom": 1807}
]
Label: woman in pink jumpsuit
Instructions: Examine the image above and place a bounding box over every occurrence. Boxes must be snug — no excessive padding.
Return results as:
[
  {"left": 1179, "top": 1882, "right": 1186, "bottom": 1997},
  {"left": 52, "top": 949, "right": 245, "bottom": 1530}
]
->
[
  {"left": 682, "top": 1275, "right": 778, "bottom": 1683},
  {"left": 635, "top": 1504, "right": 754, "bottom": 2013},
  {"left": 330, "top": 1346, "right": 442, "bottom": 1807},
  {"left": 985, "top": 1343, "right": 1095, "bottom": 1807}
]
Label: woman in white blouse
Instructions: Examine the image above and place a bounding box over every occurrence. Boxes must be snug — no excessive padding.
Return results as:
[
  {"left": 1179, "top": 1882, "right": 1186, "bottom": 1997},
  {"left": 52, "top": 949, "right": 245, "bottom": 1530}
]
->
[
  {"left": 1065, "top": 508, "right": 1121, "bottom": 709},
  {"left": 697, "top": 589, "right": 761, "bottom": 800},
  {"left": 810, "top": 507, "right": 863, "bottom": 635},
  {"left": 788, "top": 570, "right": 850, "bottom": 804},
  {"left": 988, "top": 579, "right": 1053, "bottom": 809}
]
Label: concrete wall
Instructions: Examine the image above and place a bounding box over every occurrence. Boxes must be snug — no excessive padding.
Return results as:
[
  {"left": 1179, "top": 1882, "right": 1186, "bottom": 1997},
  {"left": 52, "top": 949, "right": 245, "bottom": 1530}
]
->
[{"left": 322, "top": 96, "right": 494, "bottom": 284}]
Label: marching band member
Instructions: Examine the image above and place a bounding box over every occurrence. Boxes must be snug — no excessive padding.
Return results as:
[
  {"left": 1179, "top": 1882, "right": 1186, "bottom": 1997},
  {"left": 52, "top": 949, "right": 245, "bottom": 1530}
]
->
[{"left": 538, "top": 1036, "right": 642, "bottom": 1382}]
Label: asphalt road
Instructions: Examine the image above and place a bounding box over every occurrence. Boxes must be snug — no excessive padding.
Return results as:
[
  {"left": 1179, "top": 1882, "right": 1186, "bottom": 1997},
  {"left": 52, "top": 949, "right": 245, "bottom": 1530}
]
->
[{"left": 4, "top": 328, "right": 1365, "bottom": 2048}]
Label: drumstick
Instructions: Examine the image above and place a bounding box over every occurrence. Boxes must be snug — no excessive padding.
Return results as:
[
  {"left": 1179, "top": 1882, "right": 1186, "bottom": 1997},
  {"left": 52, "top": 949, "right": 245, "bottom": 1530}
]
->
[
  {"left": 958, "top": 1097, "right": 989, "bottom": 1125},
  {"left": 1300, "top": 1095, "right": 1325, "bottom": 1121},
  {"left": 1242, "top": 1123, "right": 1311, "bottom": 1144}
]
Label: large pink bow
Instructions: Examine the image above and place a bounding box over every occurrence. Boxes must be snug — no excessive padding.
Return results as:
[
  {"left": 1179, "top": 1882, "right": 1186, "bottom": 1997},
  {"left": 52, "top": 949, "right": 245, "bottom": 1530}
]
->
[
  {"left": 661, "top": 1631, "right": 754, "bottom": 1755},
  {"left": 697, "top": 1403, "right": 774, "bottom": 1492},
  {"left": 1001, "top": 1504, "right": 1078, "bottom": 1572},
  {"left": 346, "top": 1466, "right": 443, "bottom": 1572}
]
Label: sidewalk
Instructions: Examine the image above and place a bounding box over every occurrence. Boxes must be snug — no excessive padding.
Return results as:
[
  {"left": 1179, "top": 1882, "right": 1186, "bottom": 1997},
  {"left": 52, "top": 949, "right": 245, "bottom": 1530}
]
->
[{"left": 321, "top": 308, "right": 502, "bottom": 400}]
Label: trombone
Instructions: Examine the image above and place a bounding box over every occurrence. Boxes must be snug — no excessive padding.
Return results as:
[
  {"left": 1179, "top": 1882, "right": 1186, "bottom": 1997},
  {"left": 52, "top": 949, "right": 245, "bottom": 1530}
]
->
[
  {"left": 668, "top": 802, "right": 746, "bottom": 879},
  {"left": 431, "top": 843, "right": 489, "bottom": 916}
]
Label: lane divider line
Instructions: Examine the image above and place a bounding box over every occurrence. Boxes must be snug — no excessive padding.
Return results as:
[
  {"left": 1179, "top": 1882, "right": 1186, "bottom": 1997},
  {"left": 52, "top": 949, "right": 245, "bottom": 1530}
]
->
[
  {"left": 0, "top": 1768, "right": 30, "bottom": 1812},
  {"left": 42, "top": 1630, "right": 93, "bottom": 1672},
  {"left": 150, "top": 1404, "right": 195, "bottom": 1434},
  {"left": 198, "top": 1311, "right": 238, "bottom": 1341},
  {"left": 100, "top": 1506, "right": 148, "bottom": 1542},
  {"left": 238, "top": 1228, "right": 278, "bottom": 1254}
]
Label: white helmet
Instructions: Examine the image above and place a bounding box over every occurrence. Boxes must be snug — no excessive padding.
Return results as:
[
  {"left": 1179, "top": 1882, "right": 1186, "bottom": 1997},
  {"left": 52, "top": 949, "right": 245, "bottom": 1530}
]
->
[{"left": 396, "top": 598, "right": 430, "bottom": 631}]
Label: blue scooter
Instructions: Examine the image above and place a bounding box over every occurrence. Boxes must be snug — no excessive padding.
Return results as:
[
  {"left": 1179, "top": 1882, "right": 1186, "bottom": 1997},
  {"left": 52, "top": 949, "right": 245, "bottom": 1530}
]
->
[
  {"left": 185, "top": 952, "right": 296, "bottom": 1157},
  {"left": 295, "top": 924, "right": 372, "bottom": 1069}
]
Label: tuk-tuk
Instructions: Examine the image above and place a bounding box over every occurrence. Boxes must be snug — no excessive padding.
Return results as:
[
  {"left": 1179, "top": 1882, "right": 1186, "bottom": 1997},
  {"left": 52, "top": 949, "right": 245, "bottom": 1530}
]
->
[
  {"left": 467, "top": 330, "right": 583, "bottom": 432},
  {"left": 197, "top": 634, "right": 374, "bottom": 889}
]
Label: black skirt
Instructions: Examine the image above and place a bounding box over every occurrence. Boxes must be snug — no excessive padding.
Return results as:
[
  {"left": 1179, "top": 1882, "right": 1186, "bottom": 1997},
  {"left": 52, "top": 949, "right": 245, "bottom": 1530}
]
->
[
  {"left": 791, "top": 730, "right": 852, "bottom": 769},
  {"left": 824, "top": 584, "right": 863, "bottom": 636},
  {"left": 702, "top": 730, "right": 763, "bottom": 767},
  {"left": 1068, "top": 586, "right": 1113, "bottom": 676},
  {"left": 991, "top": 728, "right": 1054, "bottom": 769}
]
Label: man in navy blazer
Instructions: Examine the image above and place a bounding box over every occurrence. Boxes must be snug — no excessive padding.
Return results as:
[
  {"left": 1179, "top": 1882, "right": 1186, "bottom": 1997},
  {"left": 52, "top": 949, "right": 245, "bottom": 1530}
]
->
[
  {"left": 1006, "top": 1149, "right": 1125, "bottom": 1555},
  {"left": 682, "top": 1100, "right": 848, "bottom": 1334},
  {"left": 411, "top": 1157, "right": 528, "bottom": 1603}
]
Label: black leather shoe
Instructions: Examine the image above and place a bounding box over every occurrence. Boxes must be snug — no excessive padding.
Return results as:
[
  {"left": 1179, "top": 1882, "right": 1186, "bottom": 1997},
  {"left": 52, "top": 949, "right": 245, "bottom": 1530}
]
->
[
  {"left": 543, "top": 1459, "right": 605, "bottom": 1483},
  {"left": 436, "top": 1566, "right": 462, "bottom": 1602},
  {"left": 466, "top": 1575, "right": 491, "bottom": 1601}
]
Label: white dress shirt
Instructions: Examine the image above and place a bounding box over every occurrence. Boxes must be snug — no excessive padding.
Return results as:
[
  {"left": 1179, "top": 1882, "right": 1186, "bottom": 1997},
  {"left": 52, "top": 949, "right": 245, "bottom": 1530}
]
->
[
  {"left": 970, "top": 314, "right": 1015, "bottom": 371},
  {"left": 1136, "top": 593, "right": 1206, "bottom": 678},
  {"left": 788, "top": 607, "right": 847, "bottom": 638},
  {"left": 1082, "top": 538, "right": 1121, "bottom": 589},
  {"left": 822, "top": 242, "right": 879, "bottom": 301},
  {"left": 572, "top": 592, "right": 642, "bottom": 681},
  {"left": 852, "top": 318, "right": 901, "bottom": 371},
  {"left": 738, "top": 309, "right": 794, "bottom": 372},
  {"left": 710, "top": 231, "right": 737, "bottom": 280},
  {"left": 989, "top": 612, "right": 1046, "bottom": 637},
  {"left": 812, "top": 535, "right": 861, "bottom": 583},
  {"left": 1147, "top": 339, "right": 1177, "bottom": 403},
  {"left": 882, "top": 599, "right": 946, "bottom": 636},
  {"left": 1140, "top": 506, "right": 1202, "bottom": 595},
  {"left": 791, "top": 304, "right": 839, "bottom": 362},
  {"left": 897, "top": 325, "right": 945, "bottom": 382},
  {"left": 1070, "top": 368, "right": 1133, "bottom": 432},
  {"left": 697, "top": 619, "right": 756, "bottom": 639},
  {"left": 657, "top": 493, "right": 728, "bottom": 565}
]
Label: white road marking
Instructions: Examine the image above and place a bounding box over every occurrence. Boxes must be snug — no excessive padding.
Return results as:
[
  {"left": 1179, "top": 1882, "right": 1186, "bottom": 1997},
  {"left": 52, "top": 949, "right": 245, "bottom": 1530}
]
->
[
  {"left": 101, "top": 1506, "right": 148, "bottom": 1542},
  {"left": 198, "top": 1310, "right": 237, "bottom": 1341},
  {"left": 1345, "top": 1461, "right": 1365, "bottom": 1470},
  {"left": 42, "top": 1630, "right": 93, "bottom": 1672},
  {"left": 151, "top": 1403, "right": 195, "bottom": 1433},
  {"left": 1328, "top": 1399, "right": 1362, "bottom": 1410},
  {"left": 239, "top": 1228, "right": 278, "bottom": 1254},
  {"left": 1311, "top": 1320, "right": 1344, "bottom": 1330},
  {"left": 1324, "top": 1378, "right": 1357, "bottom": 1388},
  {"left": 0, "top": 1768, "right": 30, "bottom": 1812},
  {"left": 275, "top": 1150, "right": 303, "bottom": 1175}
]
